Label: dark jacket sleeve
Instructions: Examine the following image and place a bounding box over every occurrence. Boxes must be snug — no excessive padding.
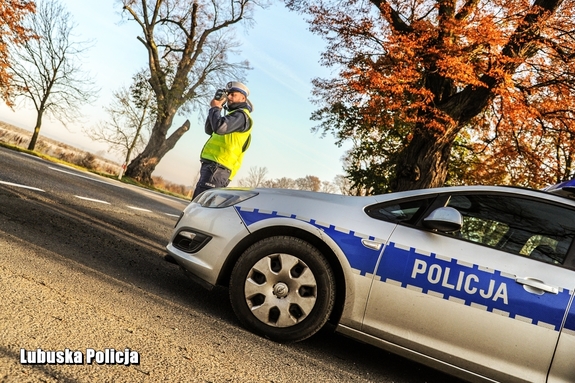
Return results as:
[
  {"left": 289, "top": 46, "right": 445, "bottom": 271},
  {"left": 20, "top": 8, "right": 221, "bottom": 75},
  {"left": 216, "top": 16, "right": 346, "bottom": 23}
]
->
[{"left": 204, "top": 107, "right": 249, "bottom": 135}]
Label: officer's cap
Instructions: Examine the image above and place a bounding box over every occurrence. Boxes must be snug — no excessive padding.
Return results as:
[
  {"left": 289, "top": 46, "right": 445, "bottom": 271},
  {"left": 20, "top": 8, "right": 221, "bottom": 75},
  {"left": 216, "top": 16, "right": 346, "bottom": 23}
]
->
[
  {"left": 226, "top": 81, "right": 253, "bottom": 111},
  {"left": 226, "top": 81, "right": 250, "bottom": 98}
]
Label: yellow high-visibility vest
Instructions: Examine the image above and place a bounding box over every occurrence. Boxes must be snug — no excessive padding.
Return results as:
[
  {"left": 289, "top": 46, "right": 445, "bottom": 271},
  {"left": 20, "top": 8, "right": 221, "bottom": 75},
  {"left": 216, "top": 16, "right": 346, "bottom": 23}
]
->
[{"left": 200, "top": 109, "right": 253, "bottom": 179}]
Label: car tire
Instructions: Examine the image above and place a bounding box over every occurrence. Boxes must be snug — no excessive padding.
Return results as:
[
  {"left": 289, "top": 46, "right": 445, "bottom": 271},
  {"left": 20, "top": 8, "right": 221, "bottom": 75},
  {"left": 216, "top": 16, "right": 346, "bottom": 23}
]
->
[{"left": 229, "top": 236, "right": 335, "bottom": 343}]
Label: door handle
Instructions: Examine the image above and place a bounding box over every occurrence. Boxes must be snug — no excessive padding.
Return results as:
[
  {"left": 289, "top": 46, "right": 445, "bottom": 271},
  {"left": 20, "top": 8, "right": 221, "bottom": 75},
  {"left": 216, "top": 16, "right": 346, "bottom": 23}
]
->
[
  {"left": 516, "top": 277, "right": 559, "bottom": 294},
  {"left": 361, "top": 239, "right": 382, "bottom": 251}
]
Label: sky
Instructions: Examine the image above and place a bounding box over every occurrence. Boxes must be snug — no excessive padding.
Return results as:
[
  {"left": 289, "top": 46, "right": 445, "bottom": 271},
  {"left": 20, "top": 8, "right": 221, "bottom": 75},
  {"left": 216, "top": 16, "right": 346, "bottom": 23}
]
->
[{"left": 0, "top": 0, "right": 351, "bottom": 187}]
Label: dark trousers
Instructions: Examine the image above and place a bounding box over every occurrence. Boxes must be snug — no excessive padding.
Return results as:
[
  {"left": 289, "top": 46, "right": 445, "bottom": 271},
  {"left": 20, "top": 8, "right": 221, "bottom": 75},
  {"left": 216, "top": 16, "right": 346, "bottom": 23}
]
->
[{"left": 192, "top": 160, "right": 231, "bottom": 200}]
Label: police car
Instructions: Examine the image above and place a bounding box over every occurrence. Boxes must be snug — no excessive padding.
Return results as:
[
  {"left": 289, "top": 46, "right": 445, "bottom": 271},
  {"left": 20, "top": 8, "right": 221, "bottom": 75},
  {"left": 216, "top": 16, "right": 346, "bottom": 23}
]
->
[{"left": 166, "top": 183, "right": 575, "bottom": 383}]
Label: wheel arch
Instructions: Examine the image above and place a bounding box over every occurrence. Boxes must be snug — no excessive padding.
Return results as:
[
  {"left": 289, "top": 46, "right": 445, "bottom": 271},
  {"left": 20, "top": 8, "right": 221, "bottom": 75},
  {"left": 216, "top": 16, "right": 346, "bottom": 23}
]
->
[{"left": 216, "top": 225, "right": 347, "bottom": 326}]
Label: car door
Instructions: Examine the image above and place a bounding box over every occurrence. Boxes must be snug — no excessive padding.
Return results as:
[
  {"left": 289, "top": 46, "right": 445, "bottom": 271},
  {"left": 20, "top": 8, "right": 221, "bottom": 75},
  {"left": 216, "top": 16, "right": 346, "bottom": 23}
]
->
[
  {"left": 548, "top": 298, "right": 575, "bottom": 383},
  {"left": 361, "top": 192, "right": 575, "bottom": 383}
]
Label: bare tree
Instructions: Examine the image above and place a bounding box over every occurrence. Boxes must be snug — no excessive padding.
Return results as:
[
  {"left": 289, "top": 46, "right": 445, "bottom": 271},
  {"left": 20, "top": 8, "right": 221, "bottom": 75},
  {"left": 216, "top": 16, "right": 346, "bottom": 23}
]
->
[
  {"left": 263, "top": 177, "right": 297, "bottom": 189},
  {"left": 333, "top": 174, "right": 355, "bottom": 196},
  {"left": 320, "top": 180, "right": 335, "bottom": 194},
  {"left": 295, "top": 175, "right": 321, "bottom": 192},
  {"left": 121, "top": 0, "right": 258, "bottom": 184},
  {"left": 238, "top": 166, "right": 268, "bottom": 187},
  {"left": 8, "top": 0, "right": 97, "bottom": 151},
  {"left": 86, "top": 70, "right": 157, "bottom": 179}
]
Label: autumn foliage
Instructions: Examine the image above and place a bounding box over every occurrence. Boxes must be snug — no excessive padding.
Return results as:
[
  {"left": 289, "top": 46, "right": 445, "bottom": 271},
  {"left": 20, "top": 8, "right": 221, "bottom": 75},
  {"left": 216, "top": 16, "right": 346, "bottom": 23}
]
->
[
  {"left": 0, "top": 0, "right": 35, "bottom": 104},
  {"left": 287, "top": 0, "right": 575, "bottom": 192}
]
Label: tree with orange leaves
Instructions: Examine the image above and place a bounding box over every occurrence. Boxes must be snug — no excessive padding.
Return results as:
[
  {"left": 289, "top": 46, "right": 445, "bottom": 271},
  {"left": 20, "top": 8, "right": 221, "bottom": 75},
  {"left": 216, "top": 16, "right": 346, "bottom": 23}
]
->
[
  {"left": 287, "top": 0, "right": 575, "bottom": 192},
  {"left": 0, "top": 0, "right": 35, "bottom": 105}
]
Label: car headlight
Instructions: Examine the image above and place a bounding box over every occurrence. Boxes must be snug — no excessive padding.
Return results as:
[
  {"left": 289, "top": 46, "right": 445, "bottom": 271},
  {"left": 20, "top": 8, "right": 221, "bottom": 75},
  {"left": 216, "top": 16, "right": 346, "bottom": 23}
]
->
[{"left": 193, "top": 188, "right": 259, "bottom": 208}]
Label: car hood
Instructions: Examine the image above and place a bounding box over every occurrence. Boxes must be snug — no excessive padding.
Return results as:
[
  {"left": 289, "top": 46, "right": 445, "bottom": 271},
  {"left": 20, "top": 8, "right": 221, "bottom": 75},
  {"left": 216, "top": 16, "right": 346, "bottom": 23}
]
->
[
  {"left": 248, "top": 187, "right": 378, "bottom": 206},
  {"left": 233, "top": 188, "right": 380, "bottom": 231}
]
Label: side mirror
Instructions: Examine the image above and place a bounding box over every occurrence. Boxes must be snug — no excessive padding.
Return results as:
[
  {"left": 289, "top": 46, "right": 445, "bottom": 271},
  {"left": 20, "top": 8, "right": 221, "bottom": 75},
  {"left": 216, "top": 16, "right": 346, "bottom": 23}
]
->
[{"left": 423, "top": 207, "right": 462, "bottom": 233}]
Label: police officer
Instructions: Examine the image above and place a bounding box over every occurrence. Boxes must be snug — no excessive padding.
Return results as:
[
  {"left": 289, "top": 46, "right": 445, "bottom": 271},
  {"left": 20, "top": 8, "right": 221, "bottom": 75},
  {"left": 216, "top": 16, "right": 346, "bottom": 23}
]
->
[{"left": 192, "top": 81, "right": 254, "bottom": 200}]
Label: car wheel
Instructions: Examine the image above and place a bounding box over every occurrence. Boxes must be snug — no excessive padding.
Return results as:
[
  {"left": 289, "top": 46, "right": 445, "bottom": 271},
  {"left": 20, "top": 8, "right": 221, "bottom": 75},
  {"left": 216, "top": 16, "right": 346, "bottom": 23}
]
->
[{"left": 229, "top": 236, "right": 336, "bottom": 343}]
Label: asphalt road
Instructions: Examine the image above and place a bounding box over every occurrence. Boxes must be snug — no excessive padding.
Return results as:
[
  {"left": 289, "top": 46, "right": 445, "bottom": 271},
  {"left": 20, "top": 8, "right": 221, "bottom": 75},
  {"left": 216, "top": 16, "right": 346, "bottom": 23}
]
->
[{"left": 0, "top": 146, "right": 465, "bottom": 383}]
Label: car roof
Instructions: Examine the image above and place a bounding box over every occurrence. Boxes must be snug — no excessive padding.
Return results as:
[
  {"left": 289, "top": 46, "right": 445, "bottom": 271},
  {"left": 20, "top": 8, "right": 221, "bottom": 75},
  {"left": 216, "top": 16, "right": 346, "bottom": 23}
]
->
[
  {"left": 368, "top": 184, "right": 572, "bottom": 203},
  {"left": 248, "top": 184, "right": 575, "bottom": 209}
]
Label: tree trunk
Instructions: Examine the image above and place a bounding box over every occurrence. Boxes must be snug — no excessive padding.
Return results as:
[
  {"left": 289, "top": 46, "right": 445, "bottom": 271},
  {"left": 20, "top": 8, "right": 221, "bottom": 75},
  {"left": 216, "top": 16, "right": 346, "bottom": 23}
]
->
[
  {"left": 124, "top": 119, "right": 190, "bottom": 184},
  {"left": 120, "top": 105, "right": 148, "bottom": 180},
  {"left": 389, "top": 82, "right": 494, "bottom": 192},
  {"left": 27, "top": 111, "right": 44, "bottom": 151},
  {"left": 391, "top": 123, "right": 458, "bottom": 192}
]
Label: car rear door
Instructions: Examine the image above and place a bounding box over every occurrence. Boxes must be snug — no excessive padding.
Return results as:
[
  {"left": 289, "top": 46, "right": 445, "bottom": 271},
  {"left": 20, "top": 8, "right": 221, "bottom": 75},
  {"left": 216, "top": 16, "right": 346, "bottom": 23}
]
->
[
  {"left": 548, "top": 300, "right": 575, "bottom": 383},
  {"left": 361, "top": 192, "right": 575, "bottom": 383}
]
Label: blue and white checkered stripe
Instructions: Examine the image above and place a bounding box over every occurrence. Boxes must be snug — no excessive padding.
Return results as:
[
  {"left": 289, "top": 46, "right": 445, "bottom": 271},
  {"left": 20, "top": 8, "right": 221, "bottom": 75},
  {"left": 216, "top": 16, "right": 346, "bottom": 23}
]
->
[
  {"left": 235, "top": 206, "right": 575, "bottom": 333},
  {"left": 378, "top": 242, "right": 572, "bottom": 331},
  {"left": 565, "top": 302, "right": 575, "bottom": 335}
]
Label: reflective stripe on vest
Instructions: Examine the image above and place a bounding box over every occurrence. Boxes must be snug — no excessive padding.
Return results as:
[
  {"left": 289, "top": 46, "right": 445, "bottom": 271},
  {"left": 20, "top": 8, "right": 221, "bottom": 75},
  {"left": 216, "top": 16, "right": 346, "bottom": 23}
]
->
[{"left": 200, "top": 108, "right": 253, "bottom": 179}]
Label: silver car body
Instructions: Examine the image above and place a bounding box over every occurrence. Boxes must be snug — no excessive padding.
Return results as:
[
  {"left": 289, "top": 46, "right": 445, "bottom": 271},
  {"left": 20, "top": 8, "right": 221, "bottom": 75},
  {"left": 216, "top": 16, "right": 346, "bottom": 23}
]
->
[{"left": 166, "top": 185, "right": 575, "bottom": 383}]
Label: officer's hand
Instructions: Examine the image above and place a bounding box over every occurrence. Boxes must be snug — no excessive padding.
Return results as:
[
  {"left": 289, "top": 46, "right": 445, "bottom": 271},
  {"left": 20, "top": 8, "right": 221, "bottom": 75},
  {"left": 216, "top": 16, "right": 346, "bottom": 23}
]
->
[{"left": 210, "top": 98, "right": 225, "bottom": 108}]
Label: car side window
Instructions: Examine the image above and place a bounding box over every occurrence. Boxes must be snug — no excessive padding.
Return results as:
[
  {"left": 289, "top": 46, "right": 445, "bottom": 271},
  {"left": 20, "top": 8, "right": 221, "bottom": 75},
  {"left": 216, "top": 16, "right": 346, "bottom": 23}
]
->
[
  {"left": 446, "top": 194, "right": 575, "bottom": 266},
  {"left": 365, "top": 197, "right": 436, "bottom": 225}
]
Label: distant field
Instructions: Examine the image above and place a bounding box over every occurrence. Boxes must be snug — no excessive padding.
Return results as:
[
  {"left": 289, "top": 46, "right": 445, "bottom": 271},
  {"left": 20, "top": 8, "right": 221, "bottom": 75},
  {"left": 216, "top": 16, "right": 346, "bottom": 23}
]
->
[
  {"left": 0, "top": 121, "right": 121, "bottom": 176},
  {"left": 0, "top": 121, "right": 193, "bottom": 197}
]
